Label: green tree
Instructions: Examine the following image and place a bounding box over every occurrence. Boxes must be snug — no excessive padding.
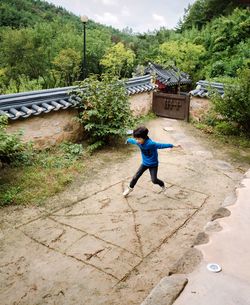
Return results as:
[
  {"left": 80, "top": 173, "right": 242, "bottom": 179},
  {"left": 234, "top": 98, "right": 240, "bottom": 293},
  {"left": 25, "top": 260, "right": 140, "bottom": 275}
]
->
[
  {"left": 199, "top": 8, "right": 250, "bottom": 78},
  {"left": 0, "top": 21, "right": 83, "bottom": 90},
  {"left": 52, "top": 48, "right": 81, "bottom": 86},
  {"left": 179, "top": 0, "right": 245, "bottom": 31},
  {"left": 157, "top": 40, "right": 205, "bottom": 78},
  {"left": 0, "top": 23, "right": 57, "bottom": 90},
  {"left": 100, "top": 42, "right": 135, "bottom": 77},
  {"left": 85, "top": 29, "right": 112, "bottom": 75}
]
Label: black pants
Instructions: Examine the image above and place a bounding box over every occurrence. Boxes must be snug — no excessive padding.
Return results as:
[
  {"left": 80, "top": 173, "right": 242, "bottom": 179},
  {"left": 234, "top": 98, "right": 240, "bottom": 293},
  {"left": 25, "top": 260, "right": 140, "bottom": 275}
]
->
[{"left": 129, "top": 164, "right": 164, "bottom": 188}]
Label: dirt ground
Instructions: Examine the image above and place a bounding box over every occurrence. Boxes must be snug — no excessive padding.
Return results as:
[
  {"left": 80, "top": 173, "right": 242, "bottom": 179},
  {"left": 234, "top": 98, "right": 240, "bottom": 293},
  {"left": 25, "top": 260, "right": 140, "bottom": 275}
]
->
[{"left": 0, "top": 118, "right": 247, "bottom": 305}]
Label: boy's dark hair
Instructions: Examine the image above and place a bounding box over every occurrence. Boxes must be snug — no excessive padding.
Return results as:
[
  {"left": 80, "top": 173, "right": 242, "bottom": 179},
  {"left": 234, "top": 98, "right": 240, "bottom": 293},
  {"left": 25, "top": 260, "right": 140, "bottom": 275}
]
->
[{"left": 133, "top": 126, "right": 149, "bottom": 139}]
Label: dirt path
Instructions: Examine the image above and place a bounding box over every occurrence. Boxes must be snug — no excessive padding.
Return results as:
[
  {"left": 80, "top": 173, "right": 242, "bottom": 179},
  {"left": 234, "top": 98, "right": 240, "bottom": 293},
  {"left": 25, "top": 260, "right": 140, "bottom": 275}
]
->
[{"left": 0, "top": 118, "right": 245, "bottom": 305}]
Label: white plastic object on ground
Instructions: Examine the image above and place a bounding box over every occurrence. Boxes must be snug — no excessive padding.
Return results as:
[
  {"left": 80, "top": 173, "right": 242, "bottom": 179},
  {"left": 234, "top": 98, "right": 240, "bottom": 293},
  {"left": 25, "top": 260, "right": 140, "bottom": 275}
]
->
[{"left": 207, "top": 263, "right": 222, "bottom": 273}]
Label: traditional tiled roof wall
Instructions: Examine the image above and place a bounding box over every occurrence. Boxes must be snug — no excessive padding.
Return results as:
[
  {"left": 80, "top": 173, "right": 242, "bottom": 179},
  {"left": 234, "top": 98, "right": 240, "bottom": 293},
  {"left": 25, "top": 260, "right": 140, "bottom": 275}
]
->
[
  {"left": 0, "top": 75, "right": 155, "bottom": 120},
  {"left": 0, "top": 86, "right": 78, "bottom": 120},
  {"left": 125, "top": 75, "right": 155, "bottom": 94},
  {"left": 146, "top": 63, "right": 192, "bottom": 86},
  {"left": 190, "top": 80, "right": 225, "bottom": 98}
]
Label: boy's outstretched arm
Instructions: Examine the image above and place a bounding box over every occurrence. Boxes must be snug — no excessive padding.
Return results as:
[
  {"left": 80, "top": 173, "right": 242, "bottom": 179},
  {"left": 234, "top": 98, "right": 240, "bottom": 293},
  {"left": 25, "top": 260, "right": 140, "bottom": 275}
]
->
[
  {"left": 126, "top": 138, "right": 137, "bottom": 145},
  {"left": 154, "top": 142, "right": 174, "bottom": 149},
  {"left": 155, "top": 142, "right": 182, "bottom": 149}
]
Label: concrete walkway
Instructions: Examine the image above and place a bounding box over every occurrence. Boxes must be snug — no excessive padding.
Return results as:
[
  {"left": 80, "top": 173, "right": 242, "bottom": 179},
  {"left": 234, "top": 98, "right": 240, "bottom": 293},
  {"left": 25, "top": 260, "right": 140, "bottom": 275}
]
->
[
  {"left": 0, "top": 118, "right": 245, "bottom": 305},
  {"left": 173, "top": 170, "right": 250, "bottom": 305}
]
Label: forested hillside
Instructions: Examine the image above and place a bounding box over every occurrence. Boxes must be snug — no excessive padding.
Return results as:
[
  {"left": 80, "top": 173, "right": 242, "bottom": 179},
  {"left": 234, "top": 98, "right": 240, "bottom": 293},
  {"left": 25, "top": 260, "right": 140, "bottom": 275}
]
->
[
  {"left": 0, "top": 0, "right": 249, "bottom": 94},
  {"left": 177, "top": 0, "right": 245, "bottom": 30}
]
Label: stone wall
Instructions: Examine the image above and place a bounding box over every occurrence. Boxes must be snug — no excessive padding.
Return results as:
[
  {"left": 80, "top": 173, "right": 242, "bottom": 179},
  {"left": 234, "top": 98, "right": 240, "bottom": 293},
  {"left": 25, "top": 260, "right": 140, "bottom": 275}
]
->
[
  {"left": 129, "top": 91, "right": 153, "bottom": 117},
  {"left": 6, "top": 92, "right": 153, "bottom": 149},
  {"left": 7, "top": 109, "right": 83, "bottom": 149},
  {"left": 190, "top": 96, "right": 212, "bottom": 122}
]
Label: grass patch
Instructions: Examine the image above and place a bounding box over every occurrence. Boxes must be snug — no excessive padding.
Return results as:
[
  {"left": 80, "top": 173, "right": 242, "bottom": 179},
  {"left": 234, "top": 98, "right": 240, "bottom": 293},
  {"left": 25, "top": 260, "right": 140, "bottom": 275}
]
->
[
  {"left": 0, "top": 143, "right": 84, "bottom": 207},
  {"left": 191, "top": 119, "right": 250, "bottom": 165},
  {"left": 193, "top": 121, "right": 250, "bottom": 149}
]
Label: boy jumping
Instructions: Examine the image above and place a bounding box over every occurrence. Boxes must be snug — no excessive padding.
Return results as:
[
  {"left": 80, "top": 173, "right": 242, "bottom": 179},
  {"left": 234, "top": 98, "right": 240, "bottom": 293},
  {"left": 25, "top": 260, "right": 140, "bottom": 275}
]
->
[{"left": 123, "top": 126, "right": 180, "bottom": 197}]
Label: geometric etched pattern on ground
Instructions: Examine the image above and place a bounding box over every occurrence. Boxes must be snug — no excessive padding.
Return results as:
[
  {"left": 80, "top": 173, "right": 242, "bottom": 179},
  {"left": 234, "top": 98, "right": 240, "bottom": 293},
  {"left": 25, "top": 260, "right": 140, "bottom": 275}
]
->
[
  {"left": 18, "top": 177, "right": 207, "bottom": 281},
  {"left": 20, "top": 181, "right": 208, "bottom": 282}
]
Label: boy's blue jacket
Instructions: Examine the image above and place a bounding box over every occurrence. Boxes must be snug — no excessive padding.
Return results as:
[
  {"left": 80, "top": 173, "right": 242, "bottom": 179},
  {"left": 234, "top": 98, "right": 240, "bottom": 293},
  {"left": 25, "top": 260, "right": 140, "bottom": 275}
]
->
[{"left": 127, "top": 137, "right": 173, "bottom": 167}]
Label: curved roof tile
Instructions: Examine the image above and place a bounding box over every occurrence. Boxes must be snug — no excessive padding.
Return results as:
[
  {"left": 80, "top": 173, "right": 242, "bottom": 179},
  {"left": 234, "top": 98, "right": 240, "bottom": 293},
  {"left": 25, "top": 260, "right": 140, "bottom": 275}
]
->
[
  {"left": 190, "top": 80, "right": 225, "bottom": 97},
  {"left": 146, "top": 63, "right": 192, "bottom": 86}
]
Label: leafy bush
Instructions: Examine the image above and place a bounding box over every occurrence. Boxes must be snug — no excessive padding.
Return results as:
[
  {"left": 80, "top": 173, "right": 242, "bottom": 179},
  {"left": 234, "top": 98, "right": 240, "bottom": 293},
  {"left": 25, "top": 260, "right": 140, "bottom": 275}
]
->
[
  {"left": 211, "top": 68, "right": 250, "bottom": 135},
  {"left": 59, "top": 142, "right": 84, "bottom": 160},
  {"left": 210, "top": 61, "right": 226, "bottom": 78},
  {"left": 73, "top": 73, "right": 134, "bottom": 152},
  {"left": 214, "top": 121, "right": 239, "bottom": 136},
  {"left": 0, "top": 115, "right": 26, "bottom": 163}
]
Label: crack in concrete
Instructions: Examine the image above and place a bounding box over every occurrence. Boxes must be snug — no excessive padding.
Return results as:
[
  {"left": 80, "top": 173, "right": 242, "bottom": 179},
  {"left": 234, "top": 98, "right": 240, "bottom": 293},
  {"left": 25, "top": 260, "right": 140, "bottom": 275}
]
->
[
  {"left": 51, "top": 212, "right": 104, "bottom": 217},
  {"left": 14, "top": 284, "right": 38, "bottom": 305},
  {"left": 160, "top": 162, "right": 202, "bottom": 174},
  {"left": 141, "top": 208, "right": 198, "bottom": 212},
  {"left": 48, "top": 216, "right": 141, "bottom": 259},
  {"left": 84, "top": 248, "right": 105, "bottom": 261},
  {"left": 50, "top": 229, "right": 66, "bottom": 243},
  {"left": 220, "top": 171, "right": 239, "bottom": 181},
  {"left": 52, "top": 210, "right": 133, "bottom": 217},
  {"left": 168, "top": 183, "right": 210, "bottom": 196},
  {"left": 19, "top": 229, "right": 119, "bottom": 281},
  {"left": 0, "top": 262, "right": 15, "bottom": 268},
  {"left": 14, "top": 214, "right": 48, "bottom": 230},
  {"left": 42, "top": 289, "right": 65, "bottom": 299},
  {"left": 50, "top": 208, "right": 196, "bottom": 219},
  {"left": 202, "top": 163, "right": 241, "bottom": 182},
  {"left": 163, "top": 194, "right": 203, "bottom": 208},
  {"left": 63, "top": 233, "right": 88, "bottom": 253},
  {"left": 15, "top": 291, "right": 28, "bottom": 305},
  {"left": 136, "top": 180, "right": 209, "bottom": 197},
  {"left": 123, "top": 182, "right": 144, "bottom": 259},
  {"left": 0, "top": 256, "right": 25, "bottom": 269}
]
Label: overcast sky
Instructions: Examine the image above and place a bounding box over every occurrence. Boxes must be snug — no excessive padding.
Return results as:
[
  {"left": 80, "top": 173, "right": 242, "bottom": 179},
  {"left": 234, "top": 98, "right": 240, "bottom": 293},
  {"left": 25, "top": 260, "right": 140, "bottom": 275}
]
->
[{"left": 48, "top": 0, "right": 196, "bottom": 33}]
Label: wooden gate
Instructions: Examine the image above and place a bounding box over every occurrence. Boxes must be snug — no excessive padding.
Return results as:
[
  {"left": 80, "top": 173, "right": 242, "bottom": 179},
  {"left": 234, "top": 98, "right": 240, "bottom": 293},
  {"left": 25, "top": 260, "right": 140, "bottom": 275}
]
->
[{"left": 152, "top": 92, "right": 190, "bottom": 122}]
